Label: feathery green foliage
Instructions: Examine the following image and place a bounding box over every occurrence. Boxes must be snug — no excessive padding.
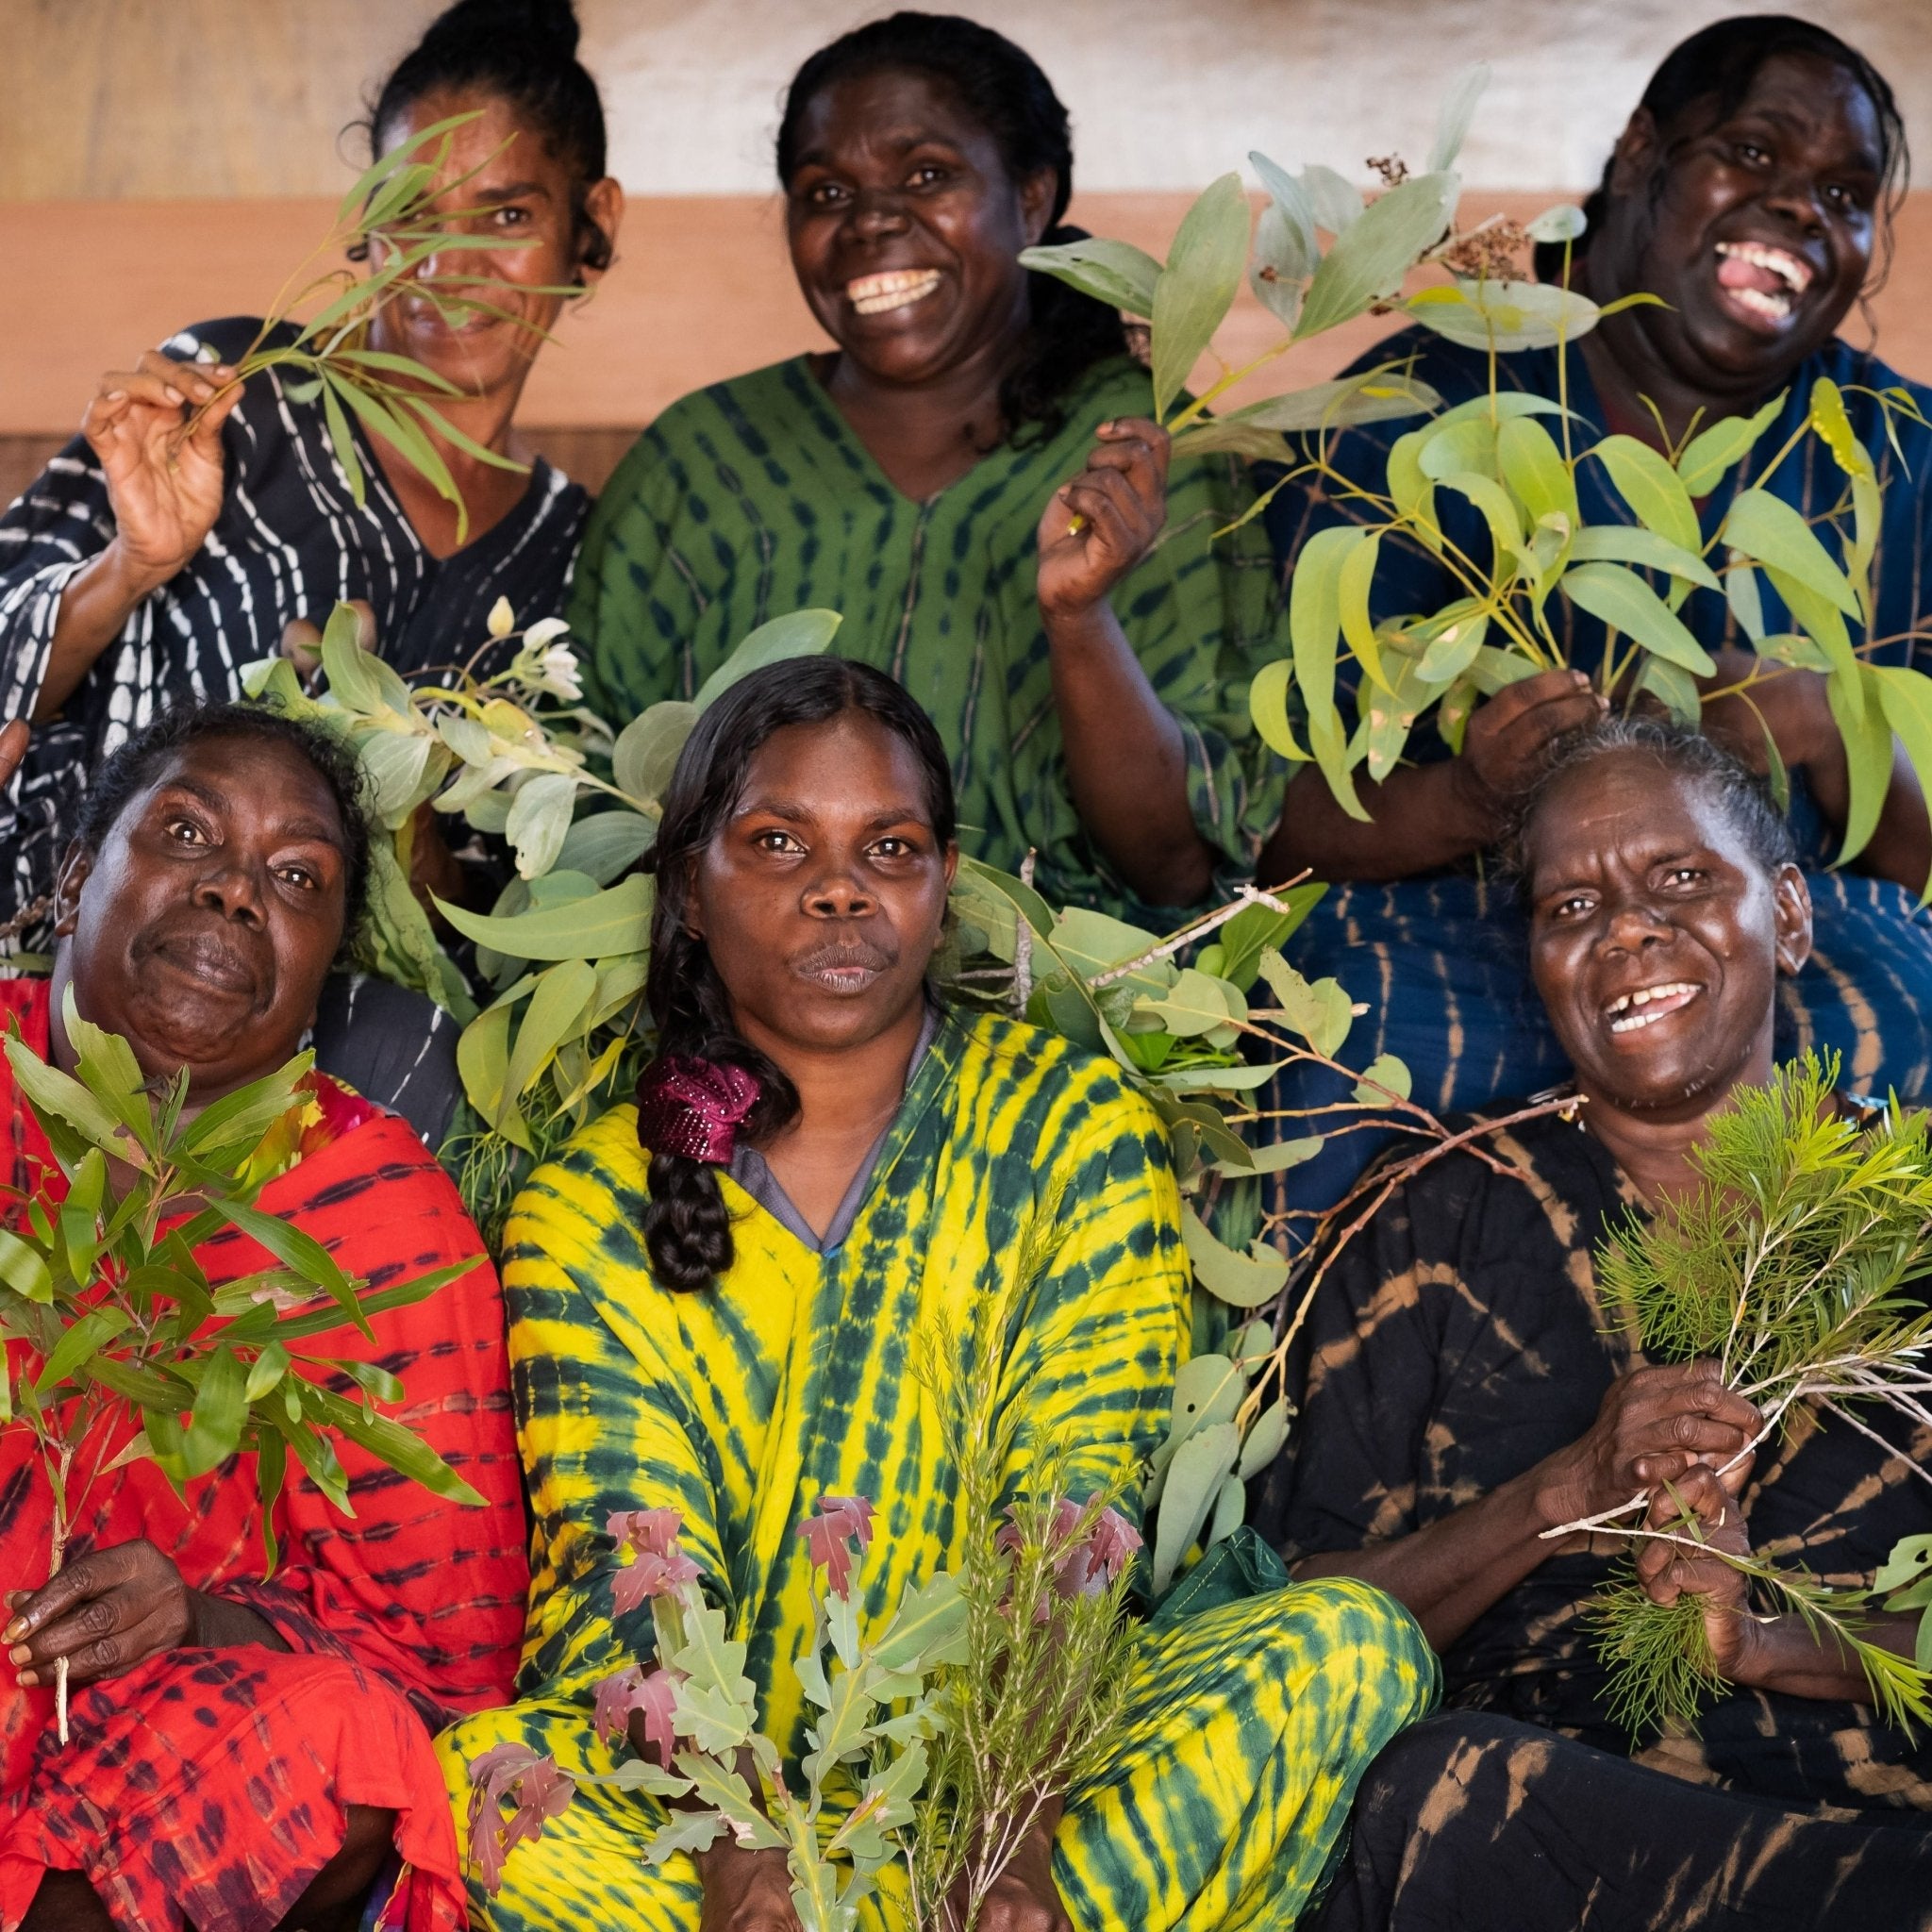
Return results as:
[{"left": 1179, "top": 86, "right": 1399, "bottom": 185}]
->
[{"left": 1586, "top": 1052, "right": 1932, "bottom": 1735}]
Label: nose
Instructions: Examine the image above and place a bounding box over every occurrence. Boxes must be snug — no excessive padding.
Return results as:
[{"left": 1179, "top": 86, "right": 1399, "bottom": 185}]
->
[
  {"left": 1601, "top": 893, "right": 1671, "bottom": 955},
  {"left": 804, "top": 865, "right": 876, "bottom": 919},
  {"left": 192, "top": 862, "right": 267, "bottom": 927},
  {"left": 845, "top": 186, "right": 911, "bottom": 241},
  {"left": 1760, "top": 167, "right": 1829, "bottom": 239}
]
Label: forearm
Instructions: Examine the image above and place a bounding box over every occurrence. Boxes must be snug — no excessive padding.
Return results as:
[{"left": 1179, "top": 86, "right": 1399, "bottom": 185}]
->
[
  {"left": 1261, "top": 758, "right": 1501, "bottom": 885},
  {"left": 1732, "top": 1607, "right": 1921, "bottom": 1705},
  {"left": 1044, "top": 603, "right": 1218, "bottom": 907},
  {"left": 36, "top": 542, "right": 164, "bottom": 720},
  {"left": 1291, "top": 1463, "right": 1567, "bottom": 1652},
  {"left": 189, "top": 1589, "right": 289, "bottom": 1653}
]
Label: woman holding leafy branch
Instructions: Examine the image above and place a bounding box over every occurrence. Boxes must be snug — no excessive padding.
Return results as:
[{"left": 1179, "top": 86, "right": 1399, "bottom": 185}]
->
[
  {"left": 570, "top": 13, "right": 1283, "bottom": 930},
  {"left": 439, "top": 657, "right": 1434, "bottom": 1929},
  {"left": 1264, "top": 718, "right": 1932, "bottom": 1929},
  {"left": 0, "top": 700, "right": 528, "bottom": 1932},
  {"left": 0, "top": 0, "right": 622, "bottom": 951},
  {"left": 1260, "top": 15, "right": 1932, "bottom": 1215}
]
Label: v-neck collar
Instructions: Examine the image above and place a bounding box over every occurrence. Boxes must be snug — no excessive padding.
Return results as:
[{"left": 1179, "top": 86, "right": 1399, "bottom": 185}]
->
[{"left": 721, "top": 1005, "right": 961, "bottom": 1259}]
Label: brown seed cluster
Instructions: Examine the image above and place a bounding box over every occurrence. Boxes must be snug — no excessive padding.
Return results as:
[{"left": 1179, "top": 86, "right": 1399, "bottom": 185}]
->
[
  {"left": 1367, "top": 155, "right": 1409, "bottom": 188},
  {"left": 1438, "top": 217, "right": 1533, "bottom": 282}
]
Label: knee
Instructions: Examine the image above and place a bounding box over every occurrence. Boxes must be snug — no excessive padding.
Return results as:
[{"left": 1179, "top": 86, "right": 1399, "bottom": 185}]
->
[{"left": 1269, "top": 1575, "right": 1440, "bottom": 1739}]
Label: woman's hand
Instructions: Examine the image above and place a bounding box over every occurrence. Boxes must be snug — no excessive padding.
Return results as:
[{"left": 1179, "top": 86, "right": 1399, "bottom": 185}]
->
[
  {"left": 0, "top": 719, "right": 27, "bottom": 791},
  {"left": 695, "top": 1840, "right": 801, "bottom": 1932},
  {"left": 82, "top": 351, "right": 242, "bottom": 597},
  {"left": 1036, "top": 418, "right": 1170, "bottom": 623},
  {"left": 5, "top": 1539, "right": 198, "bottom": 1688},
  {"left": 1532, "top": 1360, "right": 1762, "bottom": 1544},
  {"left": 963, "top": 1811, "right": 1074, "bottom": 1932},
  {"left": 1454, "top": 669, "right": 1607, "bottom": 829},
  {"left": 1632, "top": 1460, "right": 1758, "bottom": 1679}
]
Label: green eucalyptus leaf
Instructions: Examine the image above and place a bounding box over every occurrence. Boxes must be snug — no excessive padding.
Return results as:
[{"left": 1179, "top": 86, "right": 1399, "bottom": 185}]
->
[
  {"left": 1567, "top": 525, "right": 1722, "bottom": 591},
  {"left": 1426, "top": 61, "right": 1490, "bottom": 173},
  {"left": 1561, "top": 562, "right": 1717, "bottom": 675},
  {"left": 1498, "top": 414, "right": 1577, "bottom": 533},
  {"left": 1152, "top": 1419, "right": 1241, "bottom": 1593},
  {"left": 1296, "top": 171, "right": 1457, "bottom": 341},
  {"left": 1591, "top": 434, "right": 1703, "bottom": 554},
  {"left": 555, "top": 810, "right": 657, "bottom": 886},
  {"left": 1766, "top": 566, "right": 1862, "bottom": 709},
  {"left": 1152, "top": 173, "right": 1251, "bottom": 420},
  {"left": 1872, "top": 668, "right": 1932, "bottom": 896},
  {"left": 317, "top": 601, "right": 384, "bottom": 712},
  {"left": 1525, "top": 203, "right": 1589, "bottom": 244},
  {"left": 183, "top": 1344, "right": 249, "bottom": 1476},
  {"left": 1353, "top": 1053, "right": 1413, "bottom": 1105},
  {"left": 358, "top": 729, "right": 436, "bottom": 827},
  {"left": 1291, "top": 525, "right": 1370, "bottom": 819},
  {"left": 1238, "top": 1397, "right": 1292, "bottom": 1479},
  {"left": 0, "top": 1229, "right": 53, "bottom": 1304},
  {"left": 1181, "top": 1205, "right": 1291, "bottom": 1308},
  {"left": 6, "top": 1032, "right": 135, "bottom": 1158},
  {"left": 1676, "top": 391, "right": 1787, "bottom": 496},
  {"left": 1828, "top": 663, "right": 1893, "bottom": 867},
  {"left": 504, "top": 771, "right": 578, "bottom": 881},
  {"left": 1215, "top": 886, "right": 1325, "bottom": 990},
  {"left": 438, "top": 873, "right": 652, "bottom": 962},
  {"left": 1405, "top": 277, "right": 1603, "bottom": 353},
  {"left": 503, "top": 958, "right": 598, "bottom": 1113},
  {"left": 1017, "top": 235, "right": 1162, "bottom": 317},
  {"left": 693, "top": 610, "right": 841, "bottom": 710},
  {"left": 1636, "top": 655, "right": 1702, "bottom": 727},
  {"left": 1249, "top": 657, "right": 1307, "bottom": 761},
  {"left": 1246, "top": 155, "right": 1317, "bottom": 328},
  {"left": 222, "top": 1198, "right": 366, "bottom": 1337},
  {"left": 1170, "top": 1352, "right": 1245, "bottom": 1452},
  {"left": 1723, "top": 489, "right": 1860, "bottom": 619},
  {"left": 612, "top": 701, "right": 697, "bottom": 805},
  {"left": 1300, "top": 164, "right": 1364, "bottom": 235},
  {"left": 1256, "top": 949, "right": 1354, "bottom": 1055}
]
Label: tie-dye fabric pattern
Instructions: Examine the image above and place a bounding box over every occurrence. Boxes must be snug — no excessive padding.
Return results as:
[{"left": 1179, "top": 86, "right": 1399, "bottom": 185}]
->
[
  {"left": 440, "top": 1008, "right": 1436, "bottom": 1928},
  {"left": 0, "top": 979, "right": 528, "bottom": 1932},
  {"left": 1259, "top": 1104, "right": 1932, "bottom": 1811},
  {"left": 566, "top": 354, "right": 1286, "bottom": 927}
]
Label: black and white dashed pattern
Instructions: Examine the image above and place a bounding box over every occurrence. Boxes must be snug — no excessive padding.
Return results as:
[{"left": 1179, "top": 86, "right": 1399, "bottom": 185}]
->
[{"left": 0, "top": 316, "right": 587, "bottom": 928}]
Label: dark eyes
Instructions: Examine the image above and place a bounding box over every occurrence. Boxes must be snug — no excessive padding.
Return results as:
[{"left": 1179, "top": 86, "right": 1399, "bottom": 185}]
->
[
  {"left": 491, "top": 205, "right": 533, "bottom": 229},
  {"left": 747, "top": 830, "right": 922, "bottom": 859},
  {"left": 1733, "top": 141, "right": 1772, "bottom": 168},
  {"left": 802, "top": 162, "right": 953, "bottom": 207},
  {"left": 163, "top": 815, "right": 208, "bottom": 846},
  {"left": 275, "top": 863, "right": 320, "bottom": 891}
]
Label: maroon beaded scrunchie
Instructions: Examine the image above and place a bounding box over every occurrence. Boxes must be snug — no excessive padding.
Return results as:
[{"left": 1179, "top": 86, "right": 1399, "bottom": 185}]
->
[{"left": 634, "top": 1055, "right": 761, "bottom": 1166}]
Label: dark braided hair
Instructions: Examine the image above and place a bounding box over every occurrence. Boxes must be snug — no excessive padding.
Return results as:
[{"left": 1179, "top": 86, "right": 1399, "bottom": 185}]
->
[
  {"left": 67, "top": 700, "right": 375, "bottom": 955},
  {"left": 1534, "top": 15, "right": 1908, "bottom": 288},
  {"left": 367, "top": 0, "right": 613, "bottom": 276},
  {"left": 640, "top": 657, "right": 957, "bottom": 1292},
  {"left": 1506, "top": 714, "right": 1797, "bottom": 893},
  {"left": 775, "top": 11, "right": 1129, "bottom": 441}
]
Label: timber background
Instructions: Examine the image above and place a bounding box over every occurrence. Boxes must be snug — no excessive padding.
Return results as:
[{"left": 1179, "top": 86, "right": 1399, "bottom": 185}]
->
[{"left": 4, "top": 0, "right": 1930, "bottom": 504}]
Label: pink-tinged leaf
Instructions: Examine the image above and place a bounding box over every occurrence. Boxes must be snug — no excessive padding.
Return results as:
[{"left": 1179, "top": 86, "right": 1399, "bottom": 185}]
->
[
  {"left": 592, "top": 1663, "right": 684, "bottom": 1766},
  {"left": 608, "top": 1507, "right": 685, "bottom": 1558},
  {"left": 797, "top": 1492, "right": 875, "bottom": 1595},
  {"left": 467, "top": 1742, "right": 575, "bottom": 1895},
  {"left": 611, "top": 1545, "right": 702, "bottom": 1615},
  {"left": 1087, "top": 1505, "right": 1144, "bottom": 1581}
]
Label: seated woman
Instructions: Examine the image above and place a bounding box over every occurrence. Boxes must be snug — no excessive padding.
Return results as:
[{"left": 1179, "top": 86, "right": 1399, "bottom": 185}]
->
[
  {"left": 0, "top": 703, "right": 527, "bottom": 1931},
  {"left": 1260, "top": 15, "right": 1932, "bottom": 1216},
  {"left": 1261, "top": 719, "right": 1932, "bottom": 1929},
  {"left": 437, "top": 657, "right": 1434, "bottom": 1929},
  {"left": 0, "top": 0, "right": 624, "bottom": 1132},
  {"left": 570, "top": 13, "right": 1281, "bottom": 929}
]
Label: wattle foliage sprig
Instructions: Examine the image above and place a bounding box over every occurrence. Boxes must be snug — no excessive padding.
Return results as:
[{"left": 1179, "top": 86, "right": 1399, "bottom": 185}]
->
[{"left": 1557, "top": 1054, "right": 1932, "bottom": 1735}]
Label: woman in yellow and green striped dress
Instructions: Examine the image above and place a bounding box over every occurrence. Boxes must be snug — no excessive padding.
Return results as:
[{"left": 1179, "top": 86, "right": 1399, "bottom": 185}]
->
[{"left": 437, "top": 658, "right": 1435, "bottom": 1929}]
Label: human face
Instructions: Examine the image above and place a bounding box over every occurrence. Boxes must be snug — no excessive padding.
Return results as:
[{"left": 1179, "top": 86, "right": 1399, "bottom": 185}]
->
[
  {"left": 1524, "top": 753, "right": 1811, "bottom": 1117},
  {"left": 784, "top": 70, "right": 1057, "bottom": 389},
  {"left": 687, "top": 711, "right": 957, "bottom": 1061},
  {"left": 369, "top": 88, "right": 622, "bottom": 399},
  {"left": 1592, "top": 53, "right": 1883, "bottom": 393},
  {"left": 51, "top": 738, "right": 351, "bottom": 1099}
]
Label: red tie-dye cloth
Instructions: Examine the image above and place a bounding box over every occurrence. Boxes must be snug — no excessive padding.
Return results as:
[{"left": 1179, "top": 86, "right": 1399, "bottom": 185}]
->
[{"left": 0, "top": 980, "right": 529, "bottom": 1932}]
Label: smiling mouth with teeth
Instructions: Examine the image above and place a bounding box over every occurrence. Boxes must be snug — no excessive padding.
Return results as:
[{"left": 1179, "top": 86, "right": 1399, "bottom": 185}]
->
[
  {"left": 1714, "top": 240, "right": 1815, "bottom": 324},
  {"left": 1605, "top": 981, "right": 1703, "bottom": 1033},
  {"left": 846, "top": 268, "right": 943, "bottom": 315}
]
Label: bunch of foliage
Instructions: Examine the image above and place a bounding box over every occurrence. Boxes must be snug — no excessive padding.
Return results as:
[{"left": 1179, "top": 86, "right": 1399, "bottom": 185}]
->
[
  {"left": 1561, "top": 1054, "right": 1932, "bottom": 1736},
  {"left": 245, "top": 600, "right": 841, "bottom": 1236},
  {"left": 1020, "top": 65, "right": 1608, "bottom": 466},
  {"left": 0, "top": 992, "right": 486, "bottom": 1737},
  {"left": 184, "top": 109, "right": 551, "bottom": 541}
]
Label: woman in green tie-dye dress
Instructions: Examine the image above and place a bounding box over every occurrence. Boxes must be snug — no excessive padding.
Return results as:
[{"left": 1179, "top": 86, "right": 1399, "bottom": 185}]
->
[
  {"left": 438, "top": 658, "right": 1435, "bottom": 1929},
  {"left": 570, "top": 17, "right": 1284, "bottom": 929}
]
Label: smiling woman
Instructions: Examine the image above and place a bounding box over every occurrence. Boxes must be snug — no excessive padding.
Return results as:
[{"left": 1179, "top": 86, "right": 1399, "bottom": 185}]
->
[
  {"left": 570, "top": 11, "right": 1285, "bottom": 930},
  {"left": 0, "top": 0, "right": 624, "bottom": 942},
  {"left": 0, "top": 701, "right": 526, "bottom": 1932},
  {"left": 1263, "top": 717, "right": 1932, "bottom": 1930},
  {"left": 1257, "top": 11, "right": 1932, "bottom": 1226}
]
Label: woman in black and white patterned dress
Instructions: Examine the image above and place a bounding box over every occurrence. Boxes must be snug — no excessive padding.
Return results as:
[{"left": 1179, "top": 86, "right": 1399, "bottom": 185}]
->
[{"left": 0, "top": 0, "right": 624, "bottom": 945}]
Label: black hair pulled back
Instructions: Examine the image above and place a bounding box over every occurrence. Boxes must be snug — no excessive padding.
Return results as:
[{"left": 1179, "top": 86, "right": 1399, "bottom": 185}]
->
[
  {"left": 640, "top": 657, "right": 957, "bottom": 1292},
  {"left": 775, "top": 10, "right": 1128, "bottom": 441},
  {"left": 1534, "top": 14, "right": 1908, "bottom": 287},
  {"left": 368, "top": 0, "right": 613, "bottom": 275},
  {"left": 1506, "top": 713, "right": 1798, "bottom": 893},
  {"left": 69, "top": 700, "right": 375, "bottom": 953}
]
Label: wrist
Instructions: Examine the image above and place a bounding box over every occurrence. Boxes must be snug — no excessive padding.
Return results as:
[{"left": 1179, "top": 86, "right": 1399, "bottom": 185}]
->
[
  {"left": 1445, "top": 755, "right": 1509, "bottom": 847},
  {"left": 1040, "top": 591, "right": 1113, "bottom": 637},
  {"left": 91, "top": 536, "right": 172, "bottom": 606}
]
